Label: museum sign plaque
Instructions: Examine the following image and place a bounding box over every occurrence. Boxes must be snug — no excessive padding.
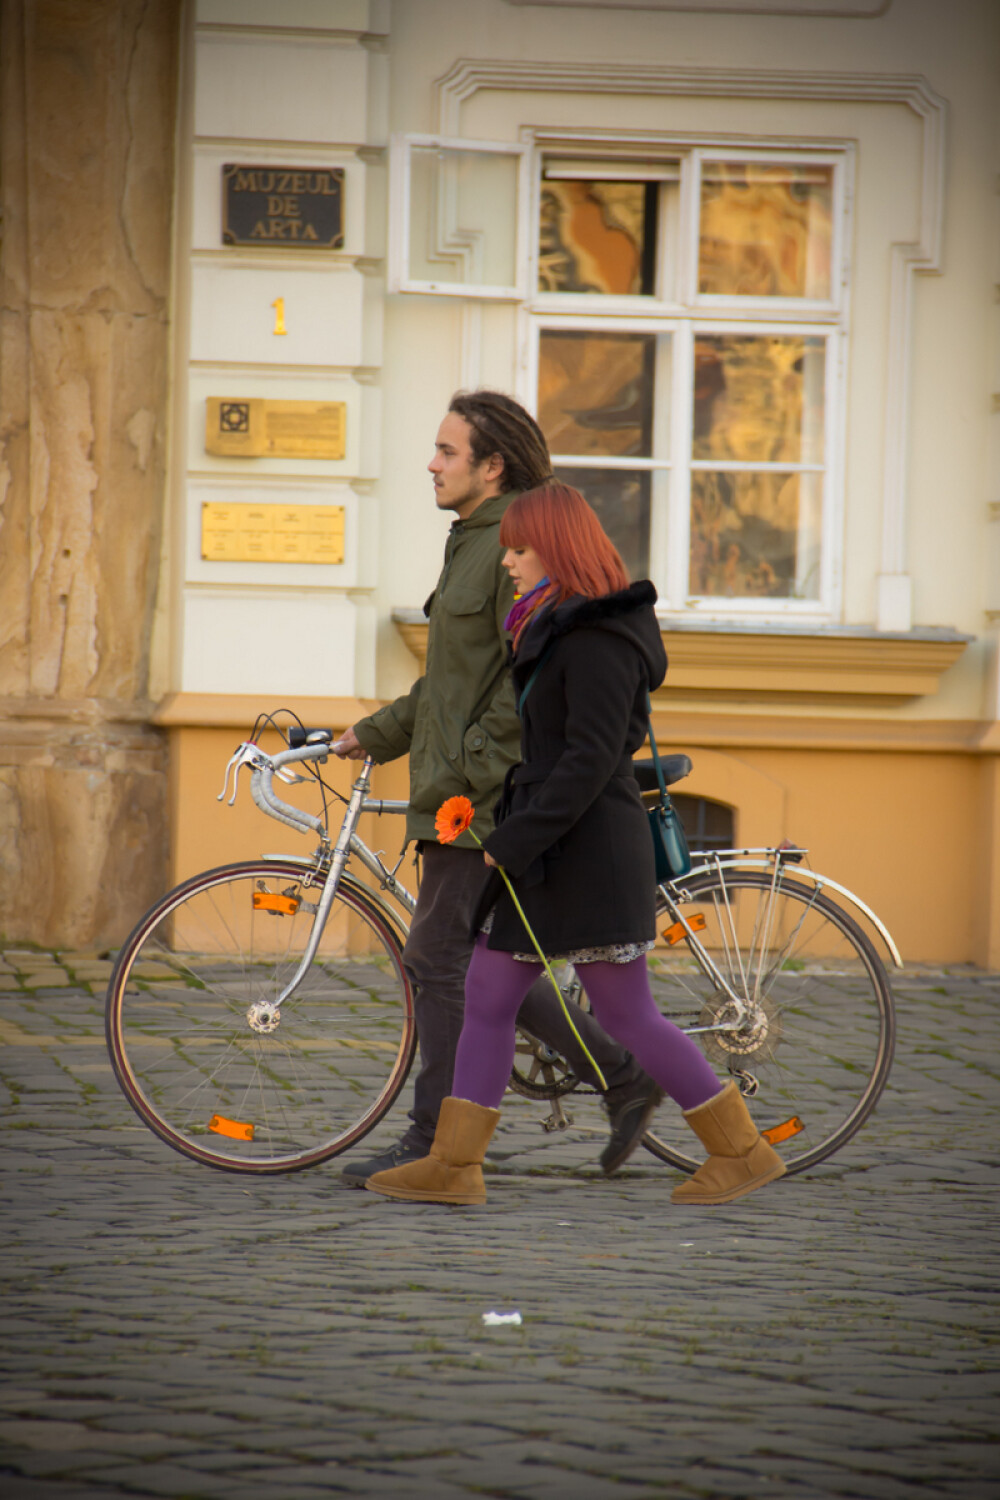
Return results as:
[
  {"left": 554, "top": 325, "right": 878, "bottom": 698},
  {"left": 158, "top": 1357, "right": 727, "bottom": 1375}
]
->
[
  {"left": 201, "top": 502, "right": 346, "bottom": 564},
  {"left": 222, "top": 165, "right": 345, "bottom": 247},
  {"left": 205, "top": 398, "right": 346, "bottom": 460}
]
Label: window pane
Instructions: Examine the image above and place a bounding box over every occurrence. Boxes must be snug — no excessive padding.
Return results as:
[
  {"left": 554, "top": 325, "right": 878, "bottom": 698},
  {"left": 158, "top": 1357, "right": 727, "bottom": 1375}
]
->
[
  {"left": 539, "top": 330, "right": 657, "bottom": 457},
  {"left": 553, "top": 464, "right": 651, "bottom": 581},
  {"left": 693, "top": 335, "right": 825, "bottom": 464},
  {"left": 689, "top": 471, "right": 822, "bottom": 600},
  {"left": 408, "top": 146, "right": 519, "bottom": 288},
  {"left": 539, "top": 181, "right": 657, "bottom": 295},
  {"left": 699, "top": 162, "right": 833, "bottom": 299}
]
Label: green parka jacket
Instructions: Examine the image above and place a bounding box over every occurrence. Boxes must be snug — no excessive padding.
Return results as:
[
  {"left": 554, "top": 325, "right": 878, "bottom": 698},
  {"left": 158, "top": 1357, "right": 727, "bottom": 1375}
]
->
[{"left": 353, "top": 490, "right": 521, "bottom": 846}]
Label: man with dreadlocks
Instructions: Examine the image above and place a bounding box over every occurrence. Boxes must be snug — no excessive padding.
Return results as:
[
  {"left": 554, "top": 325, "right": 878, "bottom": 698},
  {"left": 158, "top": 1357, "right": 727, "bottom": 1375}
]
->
[{"left": 334, "top": 391, "right": 662, "bottom": 1185}]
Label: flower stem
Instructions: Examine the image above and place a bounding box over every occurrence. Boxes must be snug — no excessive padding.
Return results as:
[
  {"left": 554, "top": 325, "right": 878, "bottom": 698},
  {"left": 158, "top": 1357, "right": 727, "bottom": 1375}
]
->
[{"left": 470, "top": 832, "right": 607, "bottom": 1092}]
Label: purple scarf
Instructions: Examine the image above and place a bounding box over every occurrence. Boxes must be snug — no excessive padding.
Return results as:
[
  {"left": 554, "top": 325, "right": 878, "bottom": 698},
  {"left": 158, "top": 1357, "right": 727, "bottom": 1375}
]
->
[{"left": 504, "top": 576, "right": 553, "bottom": 648}]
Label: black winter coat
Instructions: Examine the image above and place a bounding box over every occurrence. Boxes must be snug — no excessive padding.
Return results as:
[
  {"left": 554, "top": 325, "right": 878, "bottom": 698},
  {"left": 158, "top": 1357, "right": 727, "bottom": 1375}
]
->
[{"left": 477, "top": 580, "right": 667, "bottom": 956}]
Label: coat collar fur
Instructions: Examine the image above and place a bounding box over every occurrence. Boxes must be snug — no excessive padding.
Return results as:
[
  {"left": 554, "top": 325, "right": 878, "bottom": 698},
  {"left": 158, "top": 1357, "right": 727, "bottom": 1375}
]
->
[{"left": 515, "top": 580, "right": 666, "bottom": 692}]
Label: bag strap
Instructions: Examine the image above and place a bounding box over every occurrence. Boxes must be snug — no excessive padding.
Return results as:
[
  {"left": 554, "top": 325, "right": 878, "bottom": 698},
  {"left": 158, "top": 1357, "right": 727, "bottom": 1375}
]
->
[
  {"left": 646, "top": 691, "right": 669, "bottom": 802},
  {"left": 517, "top": 644, "right": 555, "bottom": 715}
]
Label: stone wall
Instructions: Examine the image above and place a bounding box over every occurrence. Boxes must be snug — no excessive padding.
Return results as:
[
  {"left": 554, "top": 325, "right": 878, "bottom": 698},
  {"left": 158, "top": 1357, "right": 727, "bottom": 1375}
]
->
[{"left": 0, "top": 0, "right": 180, "bottom": 948}]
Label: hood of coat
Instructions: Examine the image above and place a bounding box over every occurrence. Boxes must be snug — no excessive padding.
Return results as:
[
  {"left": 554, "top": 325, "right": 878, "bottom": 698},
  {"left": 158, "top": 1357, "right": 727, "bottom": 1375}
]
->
[{"left": 517, "top": 579, "right": 667, "bottom": 691}]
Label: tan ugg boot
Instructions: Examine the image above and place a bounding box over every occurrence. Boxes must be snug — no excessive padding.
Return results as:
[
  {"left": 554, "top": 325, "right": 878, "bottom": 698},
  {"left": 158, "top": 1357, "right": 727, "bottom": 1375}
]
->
[
  {"left": 672, "top": 1080, "right": 787, "bottom": 1205},
  {"left": 365, "top": 1096, "right": 500, "bottom": 1205}
]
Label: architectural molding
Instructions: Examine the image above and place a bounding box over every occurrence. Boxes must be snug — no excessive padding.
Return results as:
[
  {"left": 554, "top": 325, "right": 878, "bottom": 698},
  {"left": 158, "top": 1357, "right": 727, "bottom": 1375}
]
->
[
  {"left": 506, "top": 1, "right": 890, "bottom": 12},
  {"left": 152, "top": 692, "right": 384, "bottom": 730},
  {"left": 435, "top": 60, "right": 947, "bottom": 634},
  {"left": 393, "top": 611, "right": 969, "bottom": 707},
  {"left": 646, "top": 708, "right": 994, "bottom": 757}
]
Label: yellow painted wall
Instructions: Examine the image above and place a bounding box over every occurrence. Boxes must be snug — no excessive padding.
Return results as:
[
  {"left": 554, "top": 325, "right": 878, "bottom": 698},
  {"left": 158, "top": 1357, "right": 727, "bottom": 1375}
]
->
[
  {"left": 163, "top": 708, "right": 1000, "bottom": 968},
  {"left": 732, "top": 748, "right": 987, "bottom": 967}
]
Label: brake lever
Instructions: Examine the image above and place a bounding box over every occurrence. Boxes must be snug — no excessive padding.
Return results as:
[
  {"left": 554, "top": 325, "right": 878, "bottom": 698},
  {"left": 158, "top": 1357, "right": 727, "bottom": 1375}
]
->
[{"left": 217, "top": 742, "right": 265, "bottom": 805}]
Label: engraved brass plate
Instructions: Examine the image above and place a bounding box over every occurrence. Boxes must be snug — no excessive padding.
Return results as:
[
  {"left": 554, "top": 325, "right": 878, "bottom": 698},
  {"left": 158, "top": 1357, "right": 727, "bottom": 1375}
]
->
[
  {"left": 205, "top": 398, "right": 346, "bottom": 459},
  {"left": 201, "top": 503, "right": 346, "bottom": 564},
  {"left": 222, "top": 165, "right": 344, "bottom": 248}
]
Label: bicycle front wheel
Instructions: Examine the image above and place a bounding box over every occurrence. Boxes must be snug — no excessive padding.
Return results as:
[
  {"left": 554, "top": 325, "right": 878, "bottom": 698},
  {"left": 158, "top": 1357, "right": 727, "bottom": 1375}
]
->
[
  {"left": 106, "top": 861, "right": 416, "bottom": 1173},
  {"left": 643, "top": 869, "right": 896, "bottom": 1175}
]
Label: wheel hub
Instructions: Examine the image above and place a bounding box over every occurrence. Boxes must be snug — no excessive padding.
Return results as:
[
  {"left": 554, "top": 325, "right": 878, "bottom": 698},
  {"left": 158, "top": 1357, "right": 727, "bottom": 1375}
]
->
[
  {"left": 246, "top": 1000, "right": 281, "bottom": 1034},
  {"left": 698, "top": 993, "right": 781, "bottom": 1064}
]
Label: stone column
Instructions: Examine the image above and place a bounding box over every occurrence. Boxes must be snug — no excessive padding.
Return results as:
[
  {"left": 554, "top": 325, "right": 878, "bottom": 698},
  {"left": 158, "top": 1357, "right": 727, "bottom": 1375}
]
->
[{"left": 0, "top": 0, "right": 180, "bottom": 948}]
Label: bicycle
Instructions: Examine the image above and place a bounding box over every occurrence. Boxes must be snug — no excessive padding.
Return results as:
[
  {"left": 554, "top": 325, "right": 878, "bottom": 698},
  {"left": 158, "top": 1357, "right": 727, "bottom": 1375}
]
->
[{"left": 106, "top": 716, "right": 899, "bottom": 1178}]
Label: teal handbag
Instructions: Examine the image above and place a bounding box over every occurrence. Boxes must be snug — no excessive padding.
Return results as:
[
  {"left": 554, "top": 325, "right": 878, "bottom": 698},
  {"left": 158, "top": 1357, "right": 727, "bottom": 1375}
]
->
[{"left": 647, "top": 698, "right": 692, "bottom": 882}]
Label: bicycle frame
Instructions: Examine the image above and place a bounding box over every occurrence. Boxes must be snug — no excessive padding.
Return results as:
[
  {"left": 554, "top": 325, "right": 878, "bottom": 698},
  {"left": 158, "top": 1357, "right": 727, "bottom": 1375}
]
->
[{"left": 220, "top": 736, "right": 902, "bottom": 1041}]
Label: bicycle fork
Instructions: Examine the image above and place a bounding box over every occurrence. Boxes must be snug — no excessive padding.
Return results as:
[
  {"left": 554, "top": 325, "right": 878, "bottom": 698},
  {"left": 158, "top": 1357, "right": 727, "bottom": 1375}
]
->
[{"left": 266, "top": 762, "right": 374, "bottom": 1013}]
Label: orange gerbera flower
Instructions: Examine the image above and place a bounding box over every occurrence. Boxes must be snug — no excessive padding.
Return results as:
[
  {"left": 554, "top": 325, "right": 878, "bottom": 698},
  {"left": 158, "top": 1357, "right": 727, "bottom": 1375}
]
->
[{"left": 435, "top": 795, "right": 476, "bottom": 844}]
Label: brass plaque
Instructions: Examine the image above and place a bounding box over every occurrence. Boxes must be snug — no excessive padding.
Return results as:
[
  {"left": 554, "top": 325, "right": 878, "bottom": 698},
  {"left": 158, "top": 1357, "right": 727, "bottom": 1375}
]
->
[
  {"left": 222, "top": 165, "right": 344, "bottom": 248},
  {"left": 205, "top": 398, "right": 346, "bottom": 460},
  {"left": 201, "top": 503, "right": 346, "bottom": 564}
]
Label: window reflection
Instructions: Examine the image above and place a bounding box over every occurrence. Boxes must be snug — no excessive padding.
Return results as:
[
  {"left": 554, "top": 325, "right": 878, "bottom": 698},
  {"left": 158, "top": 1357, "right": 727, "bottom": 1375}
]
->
[
  {"left": 539, "top": 180, "right": 657, "bottom": 295},
  {"left": 693, "top": 336, "right": 825, "bottom": 465},
  {"left": 689, "top": 472, "right": 822, "bottom": 600},
  {"left": 699, "top": 162, "right": 833, "bottom": 300},
  {"left": 538, "top": 330, "right": 657, "bottom": 457}
]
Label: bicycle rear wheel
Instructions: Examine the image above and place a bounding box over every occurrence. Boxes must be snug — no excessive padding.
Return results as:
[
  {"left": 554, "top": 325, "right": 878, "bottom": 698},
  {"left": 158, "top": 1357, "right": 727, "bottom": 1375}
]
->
[
  {"left": 643, "top": 868, "right": 896, "bottom": 1175},
  {"left": 106, "top": 861, "right": 416, "bottom": 1174}
]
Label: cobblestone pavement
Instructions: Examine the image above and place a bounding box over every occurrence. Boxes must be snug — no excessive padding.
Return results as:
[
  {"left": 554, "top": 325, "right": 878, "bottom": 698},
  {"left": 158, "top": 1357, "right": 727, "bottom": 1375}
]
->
[{"left": 1, "top": 946, "right": 998, "bottom": 1499}]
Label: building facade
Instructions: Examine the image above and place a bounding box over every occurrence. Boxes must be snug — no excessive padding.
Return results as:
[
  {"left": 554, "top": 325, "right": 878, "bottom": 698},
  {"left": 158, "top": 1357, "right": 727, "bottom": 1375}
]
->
[{"left": 1, "top": 0, "right": 998, "bottom": 964}]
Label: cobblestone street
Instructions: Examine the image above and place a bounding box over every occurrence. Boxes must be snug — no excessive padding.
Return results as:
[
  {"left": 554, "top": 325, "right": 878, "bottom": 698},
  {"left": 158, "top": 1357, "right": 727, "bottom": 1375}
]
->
[{"left": 1, "top": 949, "right": 998, "bottom": 1498}]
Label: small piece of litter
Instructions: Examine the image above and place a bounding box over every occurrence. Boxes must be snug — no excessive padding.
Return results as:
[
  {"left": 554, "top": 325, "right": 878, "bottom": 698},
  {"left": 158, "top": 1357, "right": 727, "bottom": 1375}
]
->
[
  {"left": 482, "top": 1310, "right": 522, "bottom": 1326},
  {"left": 557, "top": 1221, "right": 573, "bottom": 1226},
  {"left": 680, "top": 1242, "right": 694, "bottom": 1247}
]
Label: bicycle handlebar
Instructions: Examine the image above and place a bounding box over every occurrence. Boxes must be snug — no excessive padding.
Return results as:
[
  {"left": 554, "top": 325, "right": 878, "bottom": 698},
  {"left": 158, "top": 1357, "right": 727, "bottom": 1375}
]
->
[
  {"left": 219, "top": 739, "right": 406, "bottom": 842},
  {"left": 251, "top": 759, "right": 328, "bottom": 839}
]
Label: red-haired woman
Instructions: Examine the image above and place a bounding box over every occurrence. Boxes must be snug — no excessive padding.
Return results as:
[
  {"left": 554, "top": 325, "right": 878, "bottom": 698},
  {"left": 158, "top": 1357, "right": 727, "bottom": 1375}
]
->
[{"left": 368, "top": 482, "right": 785, "bottom": 1208}]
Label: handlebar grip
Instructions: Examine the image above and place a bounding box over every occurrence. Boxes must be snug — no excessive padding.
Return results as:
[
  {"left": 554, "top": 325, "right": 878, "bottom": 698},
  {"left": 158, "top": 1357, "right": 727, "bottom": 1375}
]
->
[{"left": 250, "top": 764, "right": 325, "bottom": 837}]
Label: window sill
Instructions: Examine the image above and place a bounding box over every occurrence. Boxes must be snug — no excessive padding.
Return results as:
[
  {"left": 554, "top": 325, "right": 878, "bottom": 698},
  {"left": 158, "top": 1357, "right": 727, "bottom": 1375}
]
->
[{"left": 391, "top": 610, "right": 971, "bottom": 705}]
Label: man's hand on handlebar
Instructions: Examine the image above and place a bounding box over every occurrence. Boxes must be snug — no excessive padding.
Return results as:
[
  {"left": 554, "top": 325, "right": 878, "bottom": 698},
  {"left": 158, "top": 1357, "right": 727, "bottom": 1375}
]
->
[{"left": 331, "top": 725, "right": 367, "bottom": 761}]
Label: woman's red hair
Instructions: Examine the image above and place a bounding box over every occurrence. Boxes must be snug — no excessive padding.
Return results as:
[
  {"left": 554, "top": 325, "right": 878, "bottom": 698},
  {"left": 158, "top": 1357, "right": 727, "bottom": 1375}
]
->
[{"left": 499, "top": 481, "right": 629, "bottom": 603}]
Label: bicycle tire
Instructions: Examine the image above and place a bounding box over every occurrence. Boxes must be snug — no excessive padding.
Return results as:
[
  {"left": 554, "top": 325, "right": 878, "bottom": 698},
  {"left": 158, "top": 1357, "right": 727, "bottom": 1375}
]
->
[
  {"left": 641, "top": 869, "right": 896, "bottom": 1175},
  {"left": 106, "top": 861, "right": 417, "bottom": 1174}
]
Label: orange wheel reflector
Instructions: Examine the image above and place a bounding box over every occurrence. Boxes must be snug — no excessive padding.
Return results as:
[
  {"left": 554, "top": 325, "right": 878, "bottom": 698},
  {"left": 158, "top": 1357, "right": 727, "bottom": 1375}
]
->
[
  {"left": 761, "top": 1116, "right": 804, "bottom": 1146},
  {"left": 252, "top": 892, "right": 300, "bottom": 915},
  {"left": 662, "top": 912, "right": 707, "bottom": 946},
  {"left": 209, "top": 1114, "right": 255, "bottom": 1141}
]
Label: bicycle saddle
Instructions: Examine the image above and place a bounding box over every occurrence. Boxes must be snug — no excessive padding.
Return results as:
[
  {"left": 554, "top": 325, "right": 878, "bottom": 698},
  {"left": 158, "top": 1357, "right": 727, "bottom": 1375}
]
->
[{"left": 634, "top": 754, "right": 692, "bottom": 791}]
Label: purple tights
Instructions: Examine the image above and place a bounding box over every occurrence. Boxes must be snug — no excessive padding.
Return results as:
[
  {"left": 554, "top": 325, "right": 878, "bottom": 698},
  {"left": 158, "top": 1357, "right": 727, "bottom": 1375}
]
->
[{"left": 453, "top": 935, "right": 721, "bottom": 1113}]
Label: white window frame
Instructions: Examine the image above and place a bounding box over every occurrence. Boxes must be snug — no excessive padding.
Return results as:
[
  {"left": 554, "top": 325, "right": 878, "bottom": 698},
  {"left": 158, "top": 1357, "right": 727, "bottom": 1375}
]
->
[
  {"left": 689, "top": 146, "right": 846, "bottom": 316},
  {"left": 527, "top": 313, "right": 677, "bottom": 597},
  {"left": 388, "top": 134, "right": 531, "bottom": 300},
  {"left": 679, "top": 319, "right": 842, "bottom": 618},
  {"left": 523, "top": 136, "right": 850, "bottom": 623},
  {"left": 528, "top": 315, "right": 841, "bottom": 619},
  {"left": 391, "top": 129, "right": 852, "bottom": 623}
]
